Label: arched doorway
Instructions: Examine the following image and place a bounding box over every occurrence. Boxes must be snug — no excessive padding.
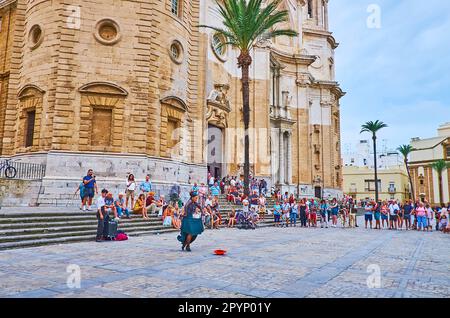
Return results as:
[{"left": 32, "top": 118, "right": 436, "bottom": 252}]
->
[{"left": 207, "top": 124, "right": 224, "bottom": 180}]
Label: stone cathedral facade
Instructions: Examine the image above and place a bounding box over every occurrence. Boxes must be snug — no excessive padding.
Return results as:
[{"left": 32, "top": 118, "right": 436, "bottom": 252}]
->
[{"left": 0, "top": 0, "right": 344, "bottom": 205}]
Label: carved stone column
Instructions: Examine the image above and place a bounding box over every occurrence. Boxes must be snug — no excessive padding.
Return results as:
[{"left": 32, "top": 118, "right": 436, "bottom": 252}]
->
[
  {"left": 279, "top": 128, "right": 284, "bottom": 185},
  {"left": 287, "top": 131, "right": 293, "bottom": 184}
]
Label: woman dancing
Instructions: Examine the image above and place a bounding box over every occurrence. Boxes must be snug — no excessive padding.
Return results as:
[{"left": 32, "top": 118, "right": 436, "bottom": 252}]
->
[{"left": 177, "top": 191, "right": 204, "bottom": 252}]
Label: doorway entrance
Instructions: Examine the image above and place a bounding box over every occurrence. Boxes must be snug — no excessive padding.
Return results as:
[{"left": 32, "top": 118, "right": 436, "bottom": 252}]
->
[
  {"left": 207, "top": 124, "right": 224, "bottom": 180},
  {"left": 314, "top": 186, "right": 322, "bottom": 199}
]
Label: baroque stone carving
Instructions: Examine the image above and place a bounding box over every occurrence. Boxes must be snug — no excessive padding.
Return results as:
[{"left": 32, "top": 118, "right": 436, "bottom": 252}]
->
[
  {"left": 207, "top": 84, "right": 231, "bottom": 128},
  {"left": 207, "top": 84, "right": 231, "bottom": 111}
]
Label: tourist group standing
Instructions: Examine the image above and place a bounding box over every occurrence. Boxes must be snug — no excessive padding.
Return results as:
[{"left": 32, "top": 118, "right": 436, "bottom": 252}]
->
[{"left": 77, "top": 170, "right": 450, "bottom": 243}]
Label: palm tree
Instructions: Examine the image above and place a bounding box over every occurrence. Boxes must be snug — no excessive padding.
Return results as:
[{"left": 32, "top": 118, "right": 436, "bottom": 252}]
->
[
  {"left": 360, "top": 120, "right": 388, "bottom": 202},
  {"left": 430, "top": 159, "right": 450, "bottom": 206},
  {"left": 397, "top": 144, "right": 415, "bottom": 202},
  {"left": 200, "top": 0, "right": 297, "bottom": 195}
]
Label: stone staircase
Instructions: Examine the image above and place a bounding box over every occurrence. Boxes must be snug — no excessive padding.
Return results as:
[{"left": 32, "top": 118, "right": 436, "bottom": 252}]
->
[{"left": 0, "top": 195, "right": 277, "bottom": 250}]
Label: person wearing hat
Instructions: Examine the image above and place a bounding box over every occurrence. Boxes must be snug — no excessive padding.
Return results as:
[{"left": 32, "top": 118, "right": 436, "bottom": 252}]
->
[{"left": 177, "top": 191, "right": 205, "bottom": 252}]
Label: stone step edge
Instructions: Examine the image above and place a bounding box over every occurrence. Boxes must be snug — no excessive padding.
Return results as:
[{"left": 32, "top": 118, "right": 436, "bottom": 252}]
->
[
  {"left": 0, "top": 228, "right": 179, "bottom": 251},
  {"left": 0, "top": 220, "right": 277, "bottom": 242},
  {"left": 0, "top": 223, "right": 278, "bottom": 251}
]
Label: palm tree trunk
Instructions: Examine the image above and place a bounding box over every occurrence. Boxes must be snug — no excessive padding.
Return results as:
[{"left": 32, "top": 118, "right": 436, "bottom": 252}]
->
[
  {"left": 405, "top": 160, "right": 415, "bottom": 202},
  {"left": 438, "top": 172, "right": 443, "bottom": 206},
  {"left": 239, "top": 53, "right": 252, "bottom": 196},
  {"left": 372, "top": 134, "right": 379, "bottom": 202}
]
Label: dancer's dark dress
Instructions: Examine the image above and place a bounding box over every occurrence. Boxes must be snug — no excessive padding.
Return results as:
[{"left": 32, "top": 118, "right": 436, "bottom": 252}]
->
[{"left": 177, "top": 199, "right": 204, "bottom": 245}]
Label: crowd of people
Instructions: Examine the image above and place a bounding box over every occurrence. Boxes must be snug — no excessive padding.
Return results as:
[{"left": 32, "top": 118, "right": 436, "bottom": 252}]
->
[
  {"left": 266, "top": 196, "right": 450, "bottom": 232},
  {"left": 77, "top": 169, "right": 450, "bottom": 243}
]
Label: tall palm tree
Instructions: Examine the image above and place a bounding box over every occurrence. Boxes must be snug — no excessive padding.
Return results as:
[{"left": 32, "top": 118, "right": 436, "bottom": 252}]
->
[
  {"left": 397, "top": 144, "right": 415, "bottom": 202},
  {"left": 430, "top": 159, "right": 450, "bottom": 206},
  {"left": 201, "top": 0, "right": 297, "bottom": 195},
  {"left": 360, "top": 120, "right": 388, "bottom": 202}
]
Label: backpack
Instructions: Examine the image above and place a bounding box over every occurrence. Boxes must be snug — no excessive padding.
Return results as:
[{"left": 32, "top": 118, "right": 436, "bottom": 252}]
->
[{"left": 115, "top": 233, "right": 128, "bottom": 241}]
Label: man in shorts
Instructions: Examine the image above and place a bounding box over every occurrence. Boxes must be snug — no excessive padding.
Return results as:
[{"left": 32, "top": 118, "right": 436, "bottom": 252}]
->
[
  {"left": 82, "top": 169, "right": 98, "bottom": 211},
  {"left": 364, "top": 201, "right": 374, "bottom": 229},
  {"left": 403, "top": 200, "right": 413, "bottom": 230}
]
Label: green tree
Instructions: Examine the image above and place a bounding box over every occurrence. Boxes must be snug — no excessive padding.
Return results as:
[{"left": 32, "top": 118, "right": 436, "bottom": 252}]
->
[
  {"left": 360, "top": 120, "right": 388, "bottom": 202},
  {"left": 200, "top": 0, "right": 297, "bottom": 195},
  {"left": 397, "top": 144, "right": 416, "bottom": 202},
  {"left": 430, "top": 159, "right": 450, "bottom": 206}
]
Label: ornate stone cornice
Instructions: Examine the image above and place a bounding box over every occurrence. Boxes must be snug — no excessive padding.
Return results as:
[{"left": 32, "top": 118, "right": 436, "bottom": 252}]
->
[
  {"left": 310, "top": 80, "right": 346, "bottom": 98},
  {"left": 269, "top": 46, "right": 316, "bottom": 66},
  {"left": 327, "top": 35, "right": 339, "bottom": 49},
  {"left": 79, "top": 82, "right": 128, "bottom": 96},
  {"left": 303, "top": 28, "right": 339, "bottom": 49},
  {"left": 0, "top": 0, "right": 16, "bottom": 10},
  {"left": 18, "top": 84, "right": 45, "bottom": 98}
]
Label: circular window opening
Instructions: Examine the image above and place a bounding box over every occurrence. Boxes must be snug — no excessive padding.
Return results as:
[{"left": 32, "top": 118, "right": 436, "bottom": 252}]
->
[
  {"left": 29, "top": 25, "right": 44, "bottom": 50},
  {"left": 211, "top": 33, "right": 227, "bottom": 62},
  {"left": 94, "top": 19, "right": 121, "bottom": 45},
  {"left": 169, "top": 40, "right": 184, "bottom": 64}
]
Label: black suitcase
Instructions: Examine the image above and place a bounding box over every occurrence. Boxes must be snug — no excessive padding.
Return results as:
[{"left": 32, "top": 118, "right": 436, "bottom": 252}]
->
[{"left": 104, "top": 220, "right": 118, "bottom": 240}]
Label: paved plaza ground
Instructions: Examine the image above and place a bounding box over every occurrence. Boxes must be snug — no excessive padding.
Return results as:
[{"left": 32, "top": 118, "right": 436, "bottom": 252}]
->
[{"left": 1, "top": 218, "right": 449, "bottom": 298}]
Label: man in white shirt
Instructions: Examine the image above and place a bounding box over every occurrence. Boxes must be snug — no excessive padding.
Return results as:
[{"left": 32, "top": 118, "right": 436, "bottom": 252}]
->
[
  {"left": 96, "top": 189, "right": 108, "bottom": 242},
  {"left": 242, "top": 199, "right": 250, "bottom": 213},
  {"left": 209, "top": 175, "right": 215, "bottom": 187},
  {"left": 388, "top": 200, "right": 400, "bottom": 230}
]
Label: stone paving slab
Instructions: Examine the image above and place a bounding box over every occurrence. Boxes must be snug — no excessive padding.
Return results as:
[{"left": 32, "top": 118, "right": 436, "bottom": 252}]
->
[{"left": 0, "top": 222, "right": 449, "bottom": 298}]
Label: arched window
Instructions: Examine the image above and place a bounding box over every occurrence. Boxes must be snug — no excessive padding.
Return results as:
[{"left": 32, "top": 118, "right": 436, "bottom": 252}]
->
[
  {"left": 307, "top": 0, "right": 313, "bottom": 18},
  {"left": 160, "top": 96, "right": 188, "bottom": 159},
  {"left": 171, "top": 0, "right": 181, "bottom": 17},
  {"left": 17, "top": 85, "right": 45, "bottom": 150}
]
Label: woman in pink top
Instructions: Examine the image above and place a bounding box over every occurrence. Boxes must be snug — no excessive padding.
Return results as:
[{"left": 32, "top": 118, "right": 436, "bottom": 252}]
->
[{"left": 415, "top": 202, "right": 427, "bottom": 231}]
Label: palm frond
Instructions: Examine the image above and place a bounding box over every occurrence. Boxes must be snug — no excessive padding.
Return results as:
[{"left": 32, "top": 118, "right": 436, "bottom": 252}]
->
[
  {"left": 201, "top": 0, "right": 297, "bottom": 55},
  {"left": 397, "top": 144, "right": 414, "bottom": 157},
  {"left": 360, "top": 120, "right": 388, "bottom": 134},
  {"left": 431, "top": 159, "right": 450, "bottom": 173}
]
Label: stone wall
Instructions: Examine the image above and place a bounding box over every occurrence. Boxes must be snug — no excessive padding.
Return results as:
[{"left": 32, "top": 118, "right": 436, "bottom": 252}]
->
[{"left": 0, "top": 179, "right": 42, "bottom": 207}]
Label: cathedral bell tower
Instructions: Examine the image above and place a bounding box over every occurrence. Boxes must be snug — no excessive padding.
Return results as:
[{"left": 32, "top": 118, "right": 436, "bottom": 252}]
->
[{"left": 304, "top": 0, "right": 329, "bottom": 31}]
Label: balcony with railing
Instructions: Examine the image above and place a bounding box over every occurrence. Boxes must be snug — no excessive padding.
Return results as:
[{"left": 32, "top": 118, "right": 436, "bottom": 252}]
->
[{"left": 270, "top": 104, "right": 292, "bottom": 121}]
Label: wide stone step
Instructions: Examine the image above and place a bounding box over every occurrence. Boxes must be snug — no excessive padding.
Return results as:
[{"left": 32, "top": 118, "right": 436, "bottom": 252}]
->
[
  {"left": 0, "top": 224, "right": 179, "bottom": 243},
  {"left": 0, "top": 219, "right": 185, "bottom": 236},
  {"left": 0, "top": 228, "right": 179, "bottom": 251},
  {"left": 0, "top": 220, "right": 277, "bottom": 250},
  {"left": 0, "top": 214, "right": 164, "bottom": 224},
  {"left": 0, "top": 218, "right": 163, "bottom": 230}
]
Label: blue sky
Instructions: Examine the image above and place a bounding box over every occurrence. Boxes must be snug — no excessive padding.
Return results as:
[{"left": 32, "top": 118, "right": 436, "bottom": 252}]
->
[{"left": 329, "top": 0, "right": 450, "bottom": 151}]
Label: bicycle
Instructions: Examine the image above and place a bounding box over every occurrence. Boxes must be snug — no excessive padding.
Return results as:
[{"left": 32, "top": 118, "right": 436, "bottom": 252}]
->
[{"left": 0, "top": 159, "right": 17, "bottom": 178}]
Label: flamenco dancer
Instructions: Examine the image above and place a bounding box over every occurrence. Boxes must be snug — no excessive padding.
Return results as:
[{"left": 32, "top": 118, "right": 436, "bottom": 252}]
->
[{"left": 177, "top": 191, "right": 204, "bottom": 252}]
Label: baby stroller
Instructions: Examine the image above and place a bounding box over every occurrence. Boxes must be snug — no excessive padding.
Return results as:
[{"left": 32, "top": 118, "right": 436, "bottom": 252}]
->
[{"left": 236, "top": 209, "right": 257, "bottom": 230}]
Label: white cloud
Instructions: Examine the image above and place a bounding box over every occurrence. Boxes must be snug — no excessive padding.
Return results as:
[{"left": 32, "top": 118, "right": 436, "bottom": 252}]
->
[{"left": 330, "top": 0, "right": 450, "bottom": 150}]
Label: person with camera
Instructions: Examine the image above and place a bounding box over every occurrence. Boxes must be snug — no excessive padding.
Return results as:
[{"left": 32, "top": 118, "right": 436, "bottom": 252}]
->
[{"left": 81, "top": 169, "right": 98, "bottom": 211}]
